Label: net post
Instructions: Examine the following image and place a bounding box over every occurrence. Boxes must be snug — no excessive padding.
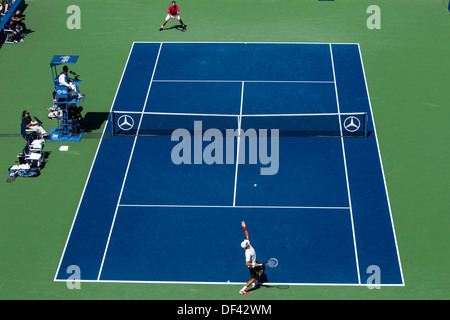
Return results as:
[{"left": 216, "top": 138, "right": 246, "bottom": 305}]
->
[
  {"left": 364, "top": 112, "right": 368, "bottom": 138},
  {"left": 109, "top": 111, "right": 115, "bottom": 136}
]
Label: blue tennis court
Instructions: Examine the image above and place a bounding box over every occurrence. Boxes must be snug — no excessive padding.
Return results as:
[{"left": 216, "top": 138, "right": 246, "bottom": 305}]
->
[{"left": 55, "top": 42, "right": 404, "bottom": 286}]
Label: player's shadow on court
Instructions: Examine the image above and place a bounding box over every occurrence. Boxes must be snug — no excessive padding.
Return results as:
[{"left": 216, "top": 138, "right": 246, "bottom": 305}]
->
[
  {"left": 162, "top": 25, "right": 186, "bottom": 32},
  {"left": 247, "top": 272, "right": 290, "bottom": 292}
]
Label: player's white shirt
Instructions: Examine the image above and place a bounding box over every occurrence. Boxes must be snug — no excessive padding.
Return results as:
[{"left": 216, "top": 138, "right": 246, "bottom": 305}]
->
[{"left": 245, "top": 246, "right": 257, "bottom": 268}]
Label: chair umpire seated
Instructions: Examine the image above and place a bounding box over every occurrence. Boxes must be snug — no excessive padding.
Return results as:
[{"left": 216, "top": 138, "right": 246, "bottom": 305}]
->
[{"left": 55, "top": 65, "right": 85, "bottom": 103}]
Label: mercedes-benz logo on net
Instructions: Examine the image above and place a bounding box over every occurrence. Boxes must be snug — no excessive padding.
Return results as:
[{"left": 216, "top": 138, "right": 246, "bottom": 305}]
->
[
  {"left": 343, "top": 116, "right": 361, "bottom": 132},
  {"left": 117, "top": 115, "right": 134, "bottom": 131}
]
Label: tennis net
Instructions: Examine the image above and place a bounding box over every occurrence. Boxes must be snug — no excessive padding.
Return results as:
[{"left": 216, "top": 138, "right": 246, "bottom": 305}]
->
[{"left": 110, "top": 111, "right": 368, "bottom": 137}]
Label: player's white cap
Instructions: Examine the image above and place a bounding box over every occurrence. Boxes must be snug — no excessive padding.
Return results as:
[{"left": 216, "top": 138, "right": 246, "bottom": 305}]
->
[{"left": 241, "top": 239, "right": 250, "bottom": 249}]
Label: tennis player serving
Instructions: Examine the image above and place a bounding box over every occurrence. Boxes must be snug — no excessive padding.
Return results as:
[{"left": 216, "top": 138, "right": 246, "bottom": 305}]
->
[
  {"left": 239, "top": 221, "right": 264, "bottom": 295},
  {"left": 159, "top": 1, "right": 186, "bottom": 31}
]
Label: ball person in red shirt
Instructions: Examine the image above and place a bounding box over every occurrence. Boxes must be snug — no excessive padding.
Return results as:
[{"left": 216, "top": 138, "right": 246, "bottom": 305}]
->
[{"left": 160, "top": 1, "right": 186, "bottom": 31}]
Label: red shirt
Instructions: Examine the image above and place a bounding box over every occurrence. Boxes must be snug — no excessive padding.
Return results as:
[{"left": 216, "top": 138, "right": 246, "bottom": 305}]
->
[{"left": 168, "top": 5, "right": 179, "bottom": 15}]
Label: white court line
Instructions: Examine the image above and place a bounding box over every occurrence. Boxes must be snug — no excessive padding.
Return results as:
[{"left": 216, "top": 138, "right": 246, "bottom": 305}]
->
[
  {"left": 53, "top": 278, "right": 404, "bottom": 287},
  {"left": 133, "top": 41, "right": 359, "bottom": 45},
  {"left": 329, "top": 44, "right": 361, "bottom": 285},
  {"left": 233, "top": 82, "right": 245, "bottom": 207},
  {"left": 96, "top": 42, "right": 163, "bottom": 281},
  {"left": 113, "top": 111, "right": 239, "bottom": 117},
  {"left": 118, "top": 204, "right": 351, "bottom": 210},
  {"left": 112, "top": 110, "right": 366, "bottom": 117},
  {"left": 152, "top": 79, "right": 334, "bottom": 84}
]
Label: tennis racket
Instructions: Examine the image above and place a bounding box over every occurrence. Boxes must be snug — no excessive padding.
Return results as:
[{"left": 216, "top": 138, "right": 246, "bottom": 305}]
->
[{"left": 262, "top": 258, "right": 278, "bottom": 268}]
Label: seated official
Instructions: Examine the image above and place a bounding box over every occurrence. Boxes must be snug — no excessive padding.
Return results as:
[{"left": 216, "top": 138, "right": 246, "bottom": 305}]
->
[
  {"left": 4, "top": 20, "right": 24, "bottom": 43},
  {"left": 11, "top": 10, "right": 30, "bottom": 33},
  {"left": 22, "top": 110, "right": 48, "bottom": 139},
  {"left": 57, "top": 65, "right": 84, "bottom": 100}
]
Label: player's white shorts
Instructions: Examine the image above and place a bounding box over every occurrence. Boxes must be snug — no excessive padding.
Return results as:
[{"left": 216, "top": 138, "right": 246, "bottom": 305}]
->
[{"left": 165, "top": 14, "right": 181, "bottom": 21}]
